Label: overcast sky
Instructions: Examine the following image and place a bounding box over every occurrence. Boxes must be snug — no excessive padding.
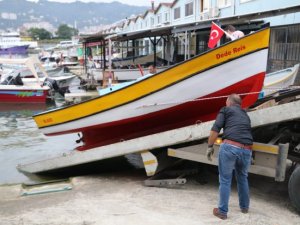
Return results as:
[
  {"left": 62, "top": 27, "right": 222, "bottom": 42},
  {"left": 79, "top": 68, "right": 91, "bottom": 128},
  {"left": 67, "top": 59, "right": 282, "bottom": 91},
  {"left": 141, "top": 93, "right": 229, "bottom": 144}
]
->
[{"left": 27, "top": 0, "right": 173, "bottom": 7}]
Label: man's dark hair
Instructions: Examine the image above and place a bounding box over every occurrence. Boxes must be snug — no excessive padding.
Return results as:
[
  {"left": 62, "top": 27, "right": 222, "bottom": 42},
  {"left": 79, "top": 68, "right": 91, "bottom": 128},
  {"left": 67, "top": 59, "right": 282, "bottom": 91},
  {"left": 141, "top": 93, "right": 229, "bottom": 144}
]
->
[
  {"left": 228, "top": 94, "right": 241, "bottom": 105},
  {"left": 225, "top": 25, "right": 236, "bottom": 32}
]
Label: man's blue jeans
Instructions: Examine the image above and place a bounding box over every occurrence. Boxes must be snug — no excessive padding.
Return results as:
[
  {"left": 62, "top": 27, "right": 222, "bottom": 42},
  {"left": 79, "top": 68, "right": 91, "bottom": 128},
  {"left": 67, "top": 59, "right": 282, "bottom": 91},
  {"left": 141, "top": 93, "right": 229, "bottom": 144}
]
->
[{"left": 218, "top": 143, "right": 252, "bottom": 215}]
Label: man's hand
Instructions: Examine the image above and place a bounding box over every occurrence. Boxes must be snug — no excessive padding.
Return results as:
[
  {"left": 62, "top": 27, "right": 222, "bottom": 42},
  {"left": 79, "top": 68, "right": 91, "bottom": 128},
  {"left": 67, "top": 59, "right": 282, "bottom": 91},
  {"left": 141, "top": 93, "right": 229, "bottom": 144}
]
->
[{"left": 206, "top": 146, "right": 214, "bottom": 161}]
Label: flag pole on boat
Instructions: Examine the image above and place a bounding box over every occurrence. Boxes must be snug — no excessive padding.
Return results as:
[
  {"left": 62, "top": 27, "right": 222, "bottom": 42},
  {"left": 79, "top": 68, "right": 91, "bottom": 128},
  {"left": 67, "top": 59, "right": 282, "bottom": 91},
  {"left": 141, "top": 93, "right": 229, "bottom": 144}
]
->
[{"left": 208, "top": 22, "right": 234, "bottom": 48}]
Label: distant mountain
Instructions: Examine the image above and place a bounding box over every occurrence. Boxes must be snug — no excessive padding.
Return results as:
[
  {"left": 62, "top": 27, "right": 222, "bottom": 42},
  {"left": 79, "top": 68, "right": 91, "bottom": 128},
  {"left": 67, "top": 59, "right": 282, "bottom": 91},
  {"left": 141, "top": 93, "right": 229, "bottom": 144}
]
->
[{"left": 0, "top": 0, "right": 147, "bottom": 31}]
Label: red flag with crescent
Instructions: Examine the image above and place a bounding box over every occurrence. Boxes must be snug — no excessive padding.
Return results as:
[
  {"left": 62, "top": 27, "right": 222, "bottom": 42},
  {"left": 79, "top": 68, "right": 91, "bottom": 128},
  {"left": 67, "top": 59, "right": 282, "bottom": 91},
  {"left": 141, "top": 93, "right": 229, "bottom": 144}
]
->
[{"left": 208, "top": 22, "right": 224, "bottom": 49}]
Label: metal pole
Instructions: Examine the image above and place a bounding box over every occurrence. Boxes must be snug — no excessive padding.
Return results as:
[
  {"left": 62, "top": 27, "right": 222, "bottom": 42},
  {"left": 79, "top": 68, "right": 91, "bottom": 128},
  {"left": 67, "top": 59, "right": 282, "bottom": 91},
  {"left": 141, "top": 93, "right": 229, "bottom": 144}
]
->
[
  {"left": 184, "top": 31, "right": 188, "bottom": 60},
  {"left": 154, "top": 36, "right": 157, "bottom": 66},
  {"left": 132, "top": 39, "right": 135, "bottom": 64},
  {"left": 103, "top": 40, "right": 106, "bottom": 70},
  {"left": 122, "top": 41, "right": 124, "bottom": 59},
  {"left": 188, "top": 31, "right": 190, "bottom": 59},
  {"left": 108, "top": 38, "right": 112, "bottom": 72},
  {"left": 108, "top": 38, "right": 112, "bottom": 87},
  {"left": 127, "top": 40, "right": 129, "bottom": 57},
  {"left": 163, "top": 36, "right": 166, "bottom": 63},
  {"left": 275, "top": 143, "right": 289, "bottom": 182},
  {"left": 84, "top": 42, "right": 87, "bottom": 73}
]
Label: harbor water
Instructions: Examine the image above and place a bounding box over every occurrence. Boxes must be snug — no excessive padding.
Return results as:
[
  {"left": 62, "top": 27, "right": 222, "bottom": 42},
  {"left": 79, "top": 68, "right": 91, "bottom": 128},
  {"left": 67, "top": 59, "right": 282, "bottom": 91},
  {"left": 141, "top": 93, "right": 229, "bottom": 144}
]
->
[
  {"left": 0, "top": 103, "right": 79, "bottom": 185},
  {"left": 0, "top": 50, "right": 140, "bottom": 185},
  {"left": 0, "top": 60, "right": 135, "bottom": 185},
  {"left": 0, "top": 52, "right": 79, "bottom": 185}
]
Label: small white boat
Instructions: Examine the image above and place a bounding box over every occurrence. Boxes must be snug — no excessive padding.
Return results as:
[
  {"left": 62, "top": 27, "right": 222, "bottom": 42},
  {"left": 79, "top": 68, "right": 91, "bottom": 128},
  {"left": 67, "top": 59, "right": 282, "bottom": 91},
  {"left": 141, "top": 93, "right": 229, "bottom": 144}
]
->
[
  {"left": 0, "top": 57, "right": 76, "bottom": 91},
  {"left": 89, "top": 66, "right": 168, "bottom": 82},
  {"left": 0, "top": 57, "right": 50, "bottom": 103},
  {"left": 98, "top": 73, "right": 153, "bottom": 96},
  {"left": 0, "top": 57, "right": 77, "bottom": 102},
  {"left": 263, "top": 64, "right": 299, "bottom": 96}
]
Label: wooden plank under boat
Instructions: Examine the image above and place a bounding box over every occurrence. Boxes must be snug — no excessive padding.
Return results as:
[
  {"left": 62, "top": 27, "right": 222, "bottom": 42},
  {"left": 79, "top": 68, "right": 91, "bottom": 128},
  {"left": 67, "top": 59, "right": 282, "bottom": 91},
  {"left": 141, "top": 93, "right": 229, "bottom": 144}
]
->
[{"left": 33, "top": 28, "right": 270, "bottom": 151}]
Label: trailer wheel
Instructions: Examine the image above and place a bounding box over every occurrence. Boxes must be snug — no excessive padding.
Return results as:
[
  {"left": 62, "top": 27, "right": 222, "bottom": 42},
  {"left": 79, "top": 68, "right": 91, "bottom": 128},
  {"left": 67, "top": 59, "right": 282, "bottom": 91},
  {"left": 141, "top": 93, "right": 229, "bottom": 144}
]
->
[{"left": 288, "top": 165, "right": 300, "bottom": 212}]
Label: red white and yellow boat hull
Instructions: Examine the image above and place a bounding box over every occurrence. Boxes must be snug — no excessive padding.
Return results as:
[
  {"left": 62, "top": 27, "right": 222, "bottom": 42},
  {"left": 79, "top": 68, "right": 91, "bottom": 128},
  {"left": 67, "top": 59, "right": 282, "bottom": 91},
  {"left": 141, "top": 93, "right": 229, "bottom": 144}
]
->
[{"left": 34, "top": 28, "right": 270, "bottom": 150}]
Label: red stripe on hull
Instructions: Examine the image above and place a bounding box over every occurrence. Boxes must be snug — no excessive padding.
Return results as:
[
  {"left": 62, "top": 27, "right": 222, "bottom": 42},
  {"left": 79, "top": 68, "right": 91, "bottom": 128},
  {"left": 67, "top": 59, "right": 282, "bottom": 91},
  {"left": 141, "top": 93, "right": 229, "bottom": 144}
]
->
[
  {"left": 52, "top": 73, "right": 265, "bottom": 150},
  {"left": 0, "top": 90, "right": 48, "bottom": 103}
]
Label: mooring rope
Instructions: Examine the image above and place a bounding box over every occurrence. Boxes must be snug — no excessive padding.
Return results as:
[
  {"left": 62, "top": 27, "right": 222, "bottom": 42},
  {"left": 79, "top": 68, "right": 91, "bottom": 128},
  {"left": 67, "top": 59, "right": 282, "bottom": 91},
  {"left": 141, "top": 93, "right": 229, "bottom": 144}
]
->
[{"left": 136, "top": 86, "right": 300, "bottom": 109}]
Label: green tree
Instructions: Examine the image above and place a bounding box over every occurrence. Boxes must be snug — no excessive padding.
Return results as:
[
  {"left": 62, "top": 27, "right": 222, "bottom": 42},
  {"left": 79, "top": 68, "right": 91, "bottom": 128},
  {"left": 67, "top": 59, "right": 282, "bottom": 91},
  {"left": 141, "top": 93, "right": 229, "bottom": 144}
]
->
[
  {"left": 28, "top": 28, "right": 52, "bottom": 40},
  {"left": 56, "top": 24, "right": 78, "bottom": 39}
]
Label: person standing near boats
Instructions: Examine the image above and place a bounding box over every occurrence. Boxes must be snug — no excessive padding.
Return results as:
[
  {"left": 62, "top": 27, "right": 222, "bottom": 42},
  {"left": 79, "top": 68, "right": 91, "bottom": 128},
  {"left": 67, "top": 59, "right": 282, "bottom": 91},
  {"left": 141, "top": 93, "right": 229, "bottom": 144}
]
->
[
  {"left": 225, "top": 25, "right": 245, "bottom": 40},
  {"left": 208, "top": 23, "right": 244, "bottom": 48},
  {"left": 140, "top": 64, "right": 157, "bottom": 79},
  {"left": 206, "top": 94, "right": 253, "bottom": 220},
  {"left": 147, "top": 64, "right": 157, "bottom": 75}
]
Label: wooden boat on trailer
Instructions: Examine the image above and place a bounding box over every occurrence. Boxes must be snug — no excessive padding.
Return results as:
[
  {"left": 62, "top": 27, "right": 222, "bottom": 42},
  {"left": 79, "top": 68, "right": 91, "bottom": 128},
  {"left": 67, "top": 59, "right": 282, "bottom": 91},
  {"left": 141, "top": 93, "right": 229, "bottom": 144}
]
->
[{"left": 33, "top": 28, "right": 270, "bottom": 151}]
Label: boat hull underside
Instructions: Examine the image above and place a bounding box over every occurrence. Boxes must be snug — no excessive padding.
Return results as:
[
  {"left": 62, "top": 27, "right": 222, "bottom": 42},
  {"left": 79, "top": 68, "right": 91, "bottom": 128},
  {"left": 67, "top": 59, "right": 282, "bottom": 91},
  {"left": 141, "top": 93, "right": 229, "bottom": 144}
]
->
[{"left": 74, "top": 73, "right": 264, "bottom": 150}]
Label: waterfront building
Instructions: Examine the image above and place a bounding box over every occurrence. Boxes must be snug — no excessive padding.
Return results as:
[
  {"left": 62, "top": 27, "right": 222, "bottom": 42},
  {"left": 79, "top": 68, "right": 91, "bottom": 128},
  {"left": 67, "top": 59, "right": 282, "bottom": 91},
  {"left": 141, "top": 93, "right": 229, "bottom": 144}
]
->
[{"left": 83, "top": 0, "right": 299, "bottom": 81}]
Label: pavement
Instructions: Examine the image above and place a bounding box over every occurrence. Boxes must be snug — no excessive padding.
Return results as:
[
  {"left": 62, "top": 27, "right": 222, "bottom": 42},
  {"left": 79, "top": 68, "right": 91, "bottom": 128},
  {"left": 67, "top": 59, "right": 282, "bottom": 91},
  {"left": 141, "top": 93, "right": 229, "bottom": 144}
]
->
[{"left": 0, "top": 169, "right": 299, "bottom": 225}]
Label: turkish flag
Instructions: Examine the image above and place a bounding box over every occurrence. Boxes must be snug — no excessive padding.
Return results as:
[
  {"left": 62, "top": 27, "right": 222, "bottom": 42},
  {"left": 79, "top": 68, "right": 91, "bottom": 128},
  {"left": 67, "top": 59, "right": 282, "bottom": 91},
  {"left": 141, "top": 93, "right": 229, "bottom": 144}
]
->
[{"left": 208, "top": 22, "right": 224, "bottom": 49}]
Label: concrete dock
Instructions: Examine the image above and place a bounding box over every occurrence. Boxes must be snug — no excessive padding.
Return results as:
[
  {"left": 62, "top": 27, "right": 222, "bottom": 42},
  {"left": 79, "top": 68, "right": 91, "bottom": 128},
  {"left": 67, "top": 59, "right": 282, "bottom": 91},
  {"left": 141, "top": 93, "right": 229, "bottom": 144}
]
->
[{"left": 0, "top": 170, "right": 299, "bottom": 225}]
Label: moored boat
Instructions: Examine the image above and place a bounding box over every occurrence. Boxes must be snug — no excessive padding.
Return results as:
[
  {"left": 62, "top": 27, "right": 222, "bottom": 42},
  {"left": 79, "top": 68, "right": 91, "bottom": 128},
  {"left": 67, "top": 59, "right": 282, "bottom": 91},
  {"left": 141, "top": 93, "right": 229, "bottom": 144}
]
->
[
  {"left": 0, "top": 84, "right": 49, "bottom": 103},
  {"left": 0, "top": 45, "right": 29, "bottom": 55},
  {"left": 89, "top": 66, "right": 168, "bottom": 82},
  {"left": 262, "top": 64, "right": 299, "bottom": 96},
  {"left": 0, "top": 31, "right": 38, "bottom": 54},
  {"left": 0, "top": 57, "right": 77, "bottom": 96},
  {"left": 33, "top": 28, "right": 270, "bottom": 151},
  {"left": 0, "top": 69, "right": 49, "bottom": 103}
]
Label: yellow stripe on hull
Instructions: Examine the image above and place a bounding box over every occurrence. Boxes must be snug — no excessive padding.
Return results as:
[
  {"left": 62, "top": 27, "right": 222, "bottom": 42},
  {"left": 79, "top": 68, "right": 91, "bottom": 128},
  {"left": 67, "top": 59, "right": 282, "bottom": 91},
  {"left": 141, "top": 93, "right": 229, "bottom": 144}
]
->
[{"left": 34, "top": 28, "right": 270, "bottom": 129}]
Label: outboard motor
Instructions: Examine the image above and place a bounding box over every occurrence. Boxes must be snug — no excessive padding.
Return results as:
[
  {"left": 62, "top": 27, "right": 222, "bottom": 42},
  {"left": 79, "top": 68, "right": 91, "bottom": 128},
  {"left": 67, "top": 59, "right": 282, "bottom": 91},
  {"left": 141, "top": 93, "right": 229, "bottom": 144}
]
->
[
  {"left": 13, "top": 73, "right": 24, "bottom": 85},
  {"left": 63, "top": 66, "right": 70, "bottom": 73},
  {"left": 43, "top": 77, "right": 67, "bottom": 97}
]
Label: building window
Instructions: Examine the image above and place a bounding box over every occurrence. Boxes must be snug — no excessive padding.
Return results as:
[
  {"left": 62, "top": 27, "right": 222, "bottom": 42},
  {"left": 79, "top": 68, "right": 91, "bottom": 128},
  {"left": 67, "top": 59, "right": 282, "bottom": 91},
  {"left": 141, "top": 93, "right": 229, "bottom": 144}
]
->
[
  {"left": 164, "top": 11, "right": 169, "bottom": 22},
  {"left": 202, "top": 0, "right": 209, "bottom": 11},
  {"left": 157, "top": 13, "right": 161, "bottom": 24},
  {"left": 174, "top": 7, "right": 180, "bottom": 20},
  {"left": 145, "top": 40, "right": 149, "bottom": 55},
  {"left": 218, "top": 0, "right": 231, "bottom": 7},
  {"left": 151, "top": 17, "right": 155, "bottom": 27},
  {"left": 269, "top": 25, "right": 300, "bottom": 62},
  {"left": 145, "top": 19, "right": 148, "bottom": 27},
  {"left": 185, "top": 2, "right": 194, "bottom": 17}
]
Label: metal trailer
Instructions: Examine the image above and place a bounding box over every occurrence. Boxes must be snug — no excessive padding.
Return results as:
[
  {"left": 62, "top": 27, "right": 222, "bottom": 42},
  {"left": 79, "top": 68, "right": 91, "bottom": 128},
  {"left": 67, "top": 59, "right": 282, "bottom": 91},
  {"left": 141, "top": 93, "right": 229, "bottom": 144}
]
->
[
  {"left": 18, "top": 96, "right": 300, "bottom": 211},
  {"left": 167, "top": 97, "right": 300, "bottom": 212}
]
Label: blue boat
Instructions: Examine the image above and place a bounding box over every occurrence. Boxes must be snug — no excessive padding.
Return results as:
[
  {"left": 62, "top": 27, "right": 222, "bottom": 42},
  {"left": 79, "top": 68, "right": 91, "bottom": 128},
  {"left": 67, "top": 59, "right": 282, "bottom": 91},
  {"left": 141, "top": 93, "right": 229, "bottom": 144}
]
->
[{"left": 0, "top": 45, "right": 30, "bottom": 55}]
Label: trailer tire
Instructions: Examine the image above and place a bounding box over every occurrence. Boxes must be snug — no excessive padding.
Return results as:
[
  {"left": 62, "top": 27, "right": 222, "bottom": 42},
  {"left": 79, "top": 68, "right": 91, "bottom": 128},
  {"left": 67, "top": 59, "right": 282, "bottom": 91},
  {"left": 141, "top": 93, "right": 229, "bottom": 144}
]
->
[{"left": 288, "top": 166, "right": 300, "bottom": 212}]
